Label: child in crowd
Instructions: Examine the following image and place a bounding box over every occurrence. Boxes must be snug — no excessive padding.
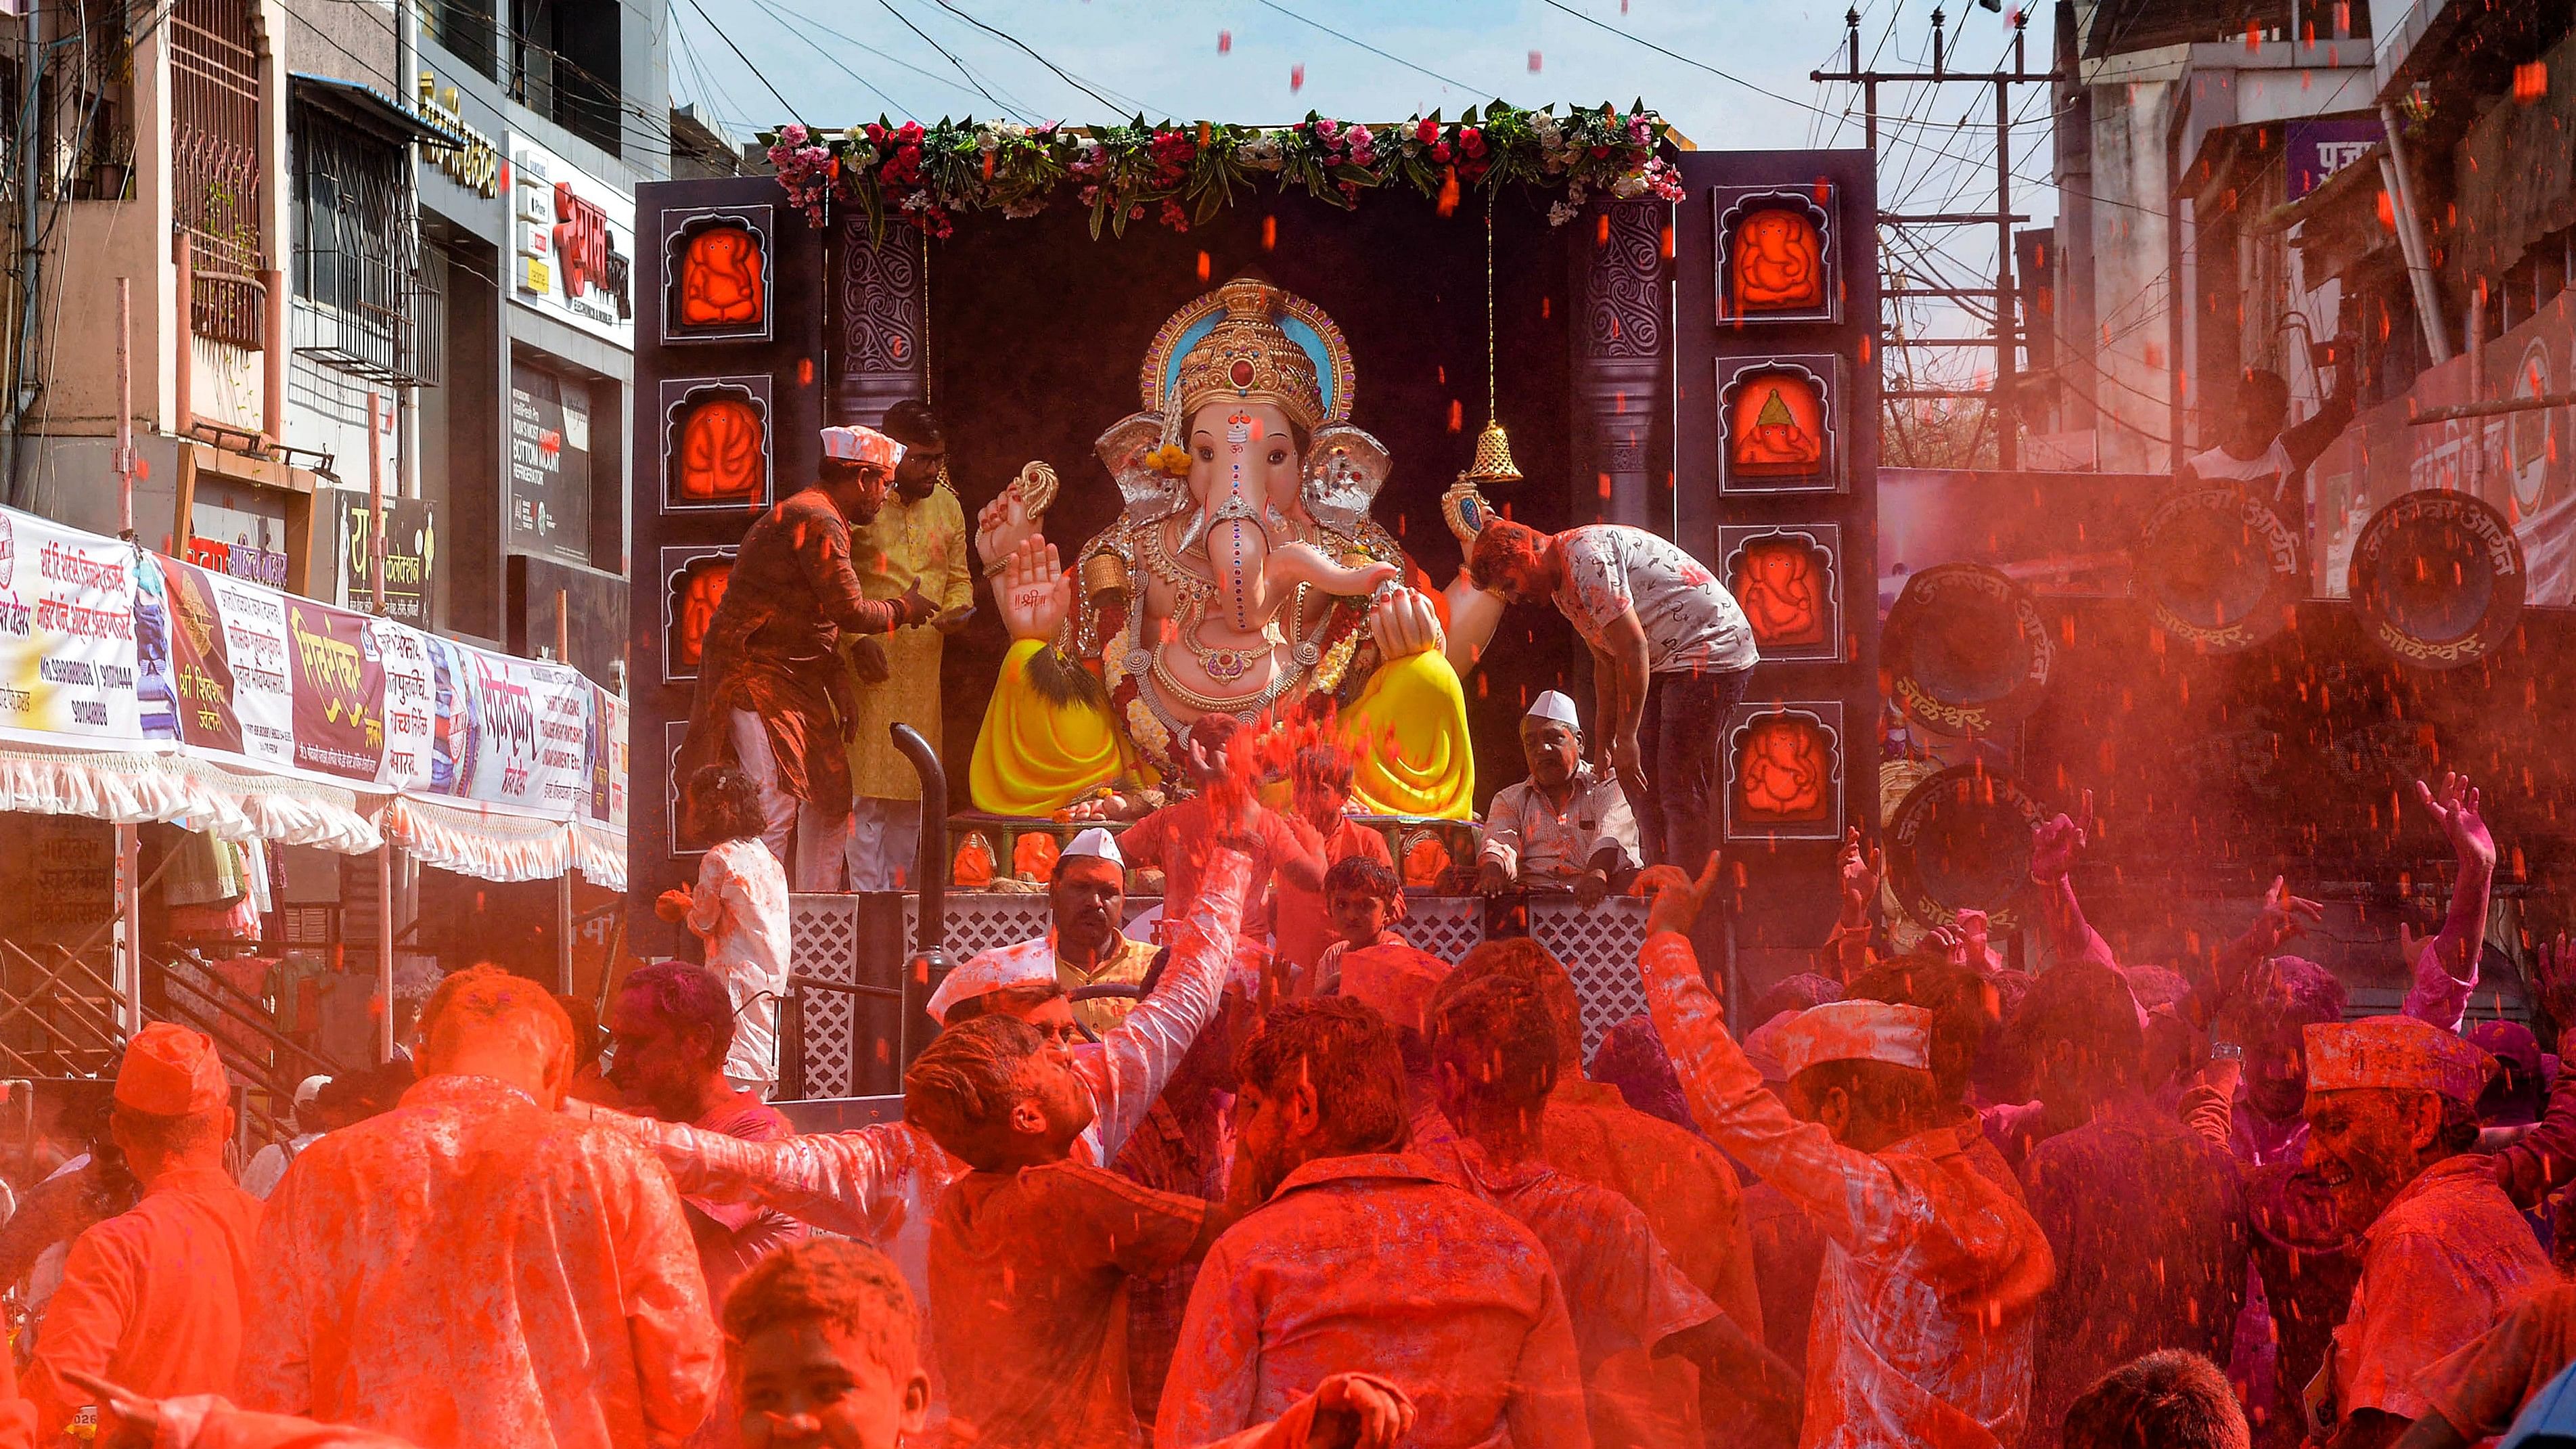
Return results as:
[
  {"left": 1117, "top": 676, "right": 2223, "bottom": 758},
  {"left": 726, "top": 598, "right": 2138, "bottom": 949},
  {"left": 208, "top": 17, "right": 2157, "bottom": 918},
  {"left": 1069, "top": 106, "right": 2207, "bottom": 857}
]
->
[
  {"left": 1271, "top": 746, "right": 1395, "bottom": 977},
  {"left": 1301, "top": 857, "right": 1437, "bottom": 1002},
  {"left": 658, "top": 766, "right": 792, "bottom": 1098}
]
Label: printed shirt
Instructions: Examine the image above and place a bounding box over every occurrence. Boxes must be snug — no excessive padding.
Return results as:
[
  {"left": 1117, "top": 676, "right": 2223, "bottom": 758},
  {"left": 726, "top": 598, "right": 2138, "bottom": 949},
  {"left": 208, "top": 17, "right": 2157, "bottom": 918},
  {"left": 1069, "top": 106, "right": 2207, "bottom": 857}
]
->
[
  {"left": 26, "top": 1165, "right": 263, "bottom": 1442},
  {"left": 1642, "top": 931, "right": 2054, "bottom": 1449},
  {"left": 2331, "top": 1153, "right": 2556, "bottom": 1423},
  {"left": 688, "top": 838, "right": 792, "bottom": 1087},
  {"left": 1552, "top": 525, "right": 1758, "bottom": 676},
  {"left": 1428, "top": 1142, "right": 1722, "bottom": 1449},
  {"left": 935, "top": 1161, "right": 1209, "bottom": 1448},
  {"left": 1477, "top": 765, "right": 1642, "bottom": 883},
  {"left": 1154, "top": 1152, "right": 1593, "bottom": 1449},
  {"left": 2016, "top": 1094, "right": 2249, "bottom": 1449},
  {"left": 845, "top": 483, "right": 972, "bottom": 803},
  {"left": 238, "top": 1075, "right": 719, "bottom": 1449},
  {"left": 2417, "top": 1283, "right": 2576, "bottom": 1442},
  {"left": 684, "top": 485, "right": 911, "bottom": 811},
  {"left": 1270, "top": 816, "right": 1393, "bottom": 973}
]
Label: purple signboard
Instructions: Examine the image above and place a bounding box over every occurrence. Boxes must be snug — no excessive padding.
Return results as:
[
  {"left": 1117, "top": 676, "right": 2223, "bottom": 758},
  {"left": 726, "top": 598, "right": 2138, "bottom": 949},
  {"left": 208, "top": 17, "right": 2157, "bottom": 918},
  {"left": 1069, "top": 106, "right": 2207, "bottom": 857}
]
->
[{"left": 2287, "top": 117, "right": 2385, "bottom": 201}]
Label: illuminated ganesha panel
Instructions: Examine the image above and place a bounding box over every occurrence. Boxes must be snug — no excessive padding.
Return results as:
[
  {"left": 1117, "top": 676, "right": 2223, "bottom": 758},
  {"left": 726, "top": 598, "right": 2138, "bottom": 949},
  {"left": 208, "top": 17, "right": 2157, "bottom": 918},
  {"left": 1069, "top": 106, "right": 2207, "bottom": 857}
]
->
[
  {"left": 661, "top": 376, "right": 773, "bottom": 512},
  {"left": 1720, "top": 524, "right": 1843, "bottom": 662},
  {"left": 1713, "top": 185, "right": 1838, "bottom": 324},
  {"left": 1718, "top": 355, "right": 1841, "bottom": 494},
  {"left": 661, "top": 206, "right": 775, "bottom": 343},
  {"left": 1723, "top": 702, "right": 1845, "bottom": 843},
  {"left": 660, "top": 545, "right": 737, "bottom": 681}
]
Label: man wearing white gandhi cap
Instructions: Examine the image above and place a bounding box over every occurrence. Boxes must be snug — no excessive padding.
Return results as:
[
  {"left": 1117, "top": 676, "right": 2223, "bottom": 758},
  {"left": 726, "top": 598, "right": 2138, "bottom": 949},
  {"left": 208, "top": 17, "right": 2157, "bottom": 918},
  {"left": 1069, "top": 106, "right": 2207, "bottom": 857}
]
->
[
  {"left": 678, "top": 422, "right": 939, "bottom": 889},
  {"left": 2300, "top": 1015, "right": 2552, "bottom": 1444},
  {"left": 1474, "top": 688, "right": 1641, "bottom": 907},
  {"left": 927, "top": 826, "right": 1161, "bottom": 1040},
  {"left": 1634, "top": 864, "right": 2054, "bottom": 1448}
]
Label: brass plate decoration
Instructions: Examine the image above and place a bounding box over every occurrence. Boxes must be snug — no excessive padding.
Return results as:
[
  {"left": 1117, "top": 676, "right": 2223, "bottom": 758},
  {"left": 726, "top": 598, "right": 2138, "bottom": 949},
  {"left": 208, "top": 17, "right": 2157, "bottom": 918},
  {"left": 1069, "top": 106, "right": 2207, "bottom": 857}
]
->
[
  {"left": 1885, "top": 765, "right": 2044, "bottom": 932},
  {"left": 1882, "top": 562, "right": 2051, "bottom": 736},
  {"left": 2348, "top": 489, "right": 2525, "bottom": 671},
  {"left": 2133, "top": 482, "right": 2303, "bottom": 652}
]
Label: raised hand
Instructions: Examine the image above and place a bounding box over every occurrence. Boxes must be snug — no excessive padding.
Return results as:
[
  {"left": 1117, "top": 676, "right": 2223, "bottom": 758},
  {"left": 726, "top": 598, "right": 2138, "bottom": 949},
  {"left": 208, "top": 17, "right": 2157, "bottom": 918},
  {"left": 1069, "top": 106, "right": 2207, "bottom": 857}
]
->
[
  {"left": 994, "top": 537, "right": 1072, "bottom": 643},
  {"left": 2416, "top": 771, "right": 2498, "bottom": 870},
  {"left": 1837, "top": 826, "right": 1884, "bottom": 922},
  {"left": 2251, "top": 874, "right": 2326, "bottom": 954},
  {"left": 1645, "top": 852, "right": 1722, "bottom": 939},
  {"left": 974, "top": 485, "right": 1043, "bottom": 571},
  {"left": 2030, "top": 788, "right": 2095, "bottom": 883},
  {"left": 2534, "top": 933, "right": 2576, "bottom": 1046}
]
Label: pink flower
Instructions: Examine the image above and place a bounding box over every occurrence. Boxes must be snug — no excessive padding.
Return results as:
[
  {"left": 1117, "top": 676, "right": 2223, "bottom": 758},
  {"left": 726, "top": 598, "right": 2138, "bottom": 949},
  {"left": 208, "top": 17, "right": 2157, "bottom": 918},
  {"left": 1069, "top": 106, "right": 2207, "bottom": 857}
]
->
[
  {"left": 779, "top": 123, "right": 809, "bottom": 146},
  {"left": 1461, "top": 126, "right": 1485, "bottom": 156},
  {"left": 1430, "top": 141, "right": 1452, "bottom": 162},
  {"left": 1317, "top": 117, "right": 1340, "bottom": 139},
  {"left": 1347, "top": 125, "right": 1373, "bottom": 152},
  {"left": 1416, "top": 118, "right": 1440, "bottom": 144}
]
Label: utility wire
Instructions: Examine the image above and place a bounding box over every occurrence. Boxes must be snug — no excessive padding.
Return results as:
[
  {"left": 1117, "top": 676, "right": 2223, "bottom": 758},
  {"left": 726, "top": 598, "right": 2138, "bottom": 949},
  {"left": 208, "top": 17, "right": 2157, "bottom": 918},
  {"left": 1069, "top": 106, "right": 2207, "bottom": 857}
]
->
[
  {"left": 1250, "top": 0, "right": 1491, "bottom": 97},
  {"left": 680, "top": 0, "right": 805, "bottom": 127},
  {"left": 926, "top": 0, "right": 1142, "bottom": 116},
  {"left": 874, "top": 0, "right": 1029, "bottom": 122},
  {"left": 750, "top": 0, "right": 905, "bottom": 117}
]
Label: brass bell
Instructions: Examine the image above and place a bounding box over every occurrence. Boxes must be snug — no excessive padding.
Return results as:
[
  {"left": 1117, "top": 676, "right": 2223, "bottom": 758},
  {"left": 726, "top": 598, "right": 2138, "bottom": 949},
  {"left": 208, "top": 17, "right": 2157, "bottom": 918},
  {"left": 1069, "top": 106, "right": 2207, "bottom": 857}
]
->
[{"left": 1463, "top": 419, "right": 1523, "bottom": 487}]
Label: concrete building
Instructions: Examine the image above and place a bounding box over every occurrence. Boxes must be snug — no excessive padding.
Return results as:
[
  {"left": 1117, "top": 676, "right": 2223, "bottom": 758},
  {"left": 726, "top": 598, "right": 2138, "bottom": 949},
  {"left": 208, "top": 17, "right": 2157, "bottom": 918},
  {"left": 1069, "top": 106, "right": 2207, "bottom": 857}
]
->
[{"left": 0, "top": 0, "right": 666, "bottom": 686}]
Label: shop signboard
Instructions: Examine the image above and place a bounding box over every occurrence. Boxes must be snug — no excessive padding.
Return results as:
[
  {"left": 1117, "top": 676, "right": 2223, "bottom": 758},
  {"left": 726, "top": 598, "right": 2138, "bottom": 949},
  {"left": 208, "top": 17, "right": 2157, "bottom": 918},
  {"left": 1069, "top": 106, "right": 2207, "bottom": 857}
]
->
[
  {"left": 507, "top": 135, "right": 635, "bottom": 350},
  {"left": 0, "top": 509, "right": 148, "bottom": 749}
]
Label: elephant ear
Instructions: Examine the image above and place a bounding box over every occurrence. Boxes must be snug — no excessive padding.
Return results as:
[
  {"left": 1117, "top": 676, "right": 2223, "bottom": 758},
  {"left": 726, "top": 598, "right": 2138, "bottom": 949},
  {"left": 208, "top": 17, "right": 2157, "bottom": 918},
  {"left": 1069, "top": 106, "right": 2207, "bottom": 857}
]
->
[
  {"left": 1304, "top": 424, "right": 1391, "bottom": 535},
  {"left": 1095, "top": 411, "right": 1183, "bottom": 527}
]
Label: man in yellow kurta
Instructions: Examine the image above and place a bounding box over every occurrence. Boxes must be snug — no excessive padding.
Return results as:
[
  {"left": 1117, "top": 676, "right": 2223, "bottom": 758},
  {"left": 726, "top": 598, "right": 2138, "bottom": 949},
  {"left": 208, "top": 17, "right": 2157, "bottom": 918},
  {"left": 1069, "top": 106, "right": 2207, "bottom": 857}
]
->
[{"left": 843, "top": 399, "right": 974, "bottom": 891}]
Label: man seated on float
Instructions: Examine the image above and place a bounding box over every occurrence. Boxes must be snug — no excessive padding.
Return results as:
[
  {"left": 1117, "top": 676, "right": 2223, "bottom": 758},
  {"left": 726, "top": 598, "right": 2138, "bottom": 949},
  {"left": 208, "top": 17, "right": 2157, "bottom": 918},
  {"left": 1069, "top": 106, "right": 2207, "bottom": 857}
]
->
[
  {"left": 1474, "top": 690, "right": 1641, "bottom": 910},
  {"left": 930, "top": 827, "right": 1160, "bottom": 1041}
]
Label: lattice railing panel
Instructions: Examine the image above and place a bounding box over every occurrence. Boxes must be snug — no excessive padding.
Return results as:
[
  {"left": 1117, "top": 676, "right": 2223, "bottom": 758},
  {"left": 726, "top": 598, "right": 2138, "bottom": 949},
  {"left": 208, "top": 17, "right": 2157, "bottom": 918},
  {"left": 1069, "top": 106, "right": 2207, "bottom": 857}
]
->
[
  {"left": 1529, "top": 897, "right": 1651, "bottom": 1060},
  {"left": 789, "top": 895, "right": 859, "bottom": 1097}
]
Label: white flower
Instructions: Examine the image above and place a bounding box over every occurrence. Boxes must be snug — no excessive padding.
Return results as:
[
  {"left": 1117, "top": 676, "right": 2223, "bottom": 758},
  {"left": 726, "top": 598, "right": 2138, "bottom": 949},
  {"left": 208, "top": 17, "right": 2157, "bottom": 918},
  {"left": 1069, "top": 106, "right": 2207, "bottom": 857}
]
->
[
  {"left": 1610, "top": 173, "right": 1649, "bottom": 199},
  {"left": 976, "top": 129, "right": 1001, "bottom": 154},
  {"left": 1547, "top": 199, "right": 1581, "bottom": 226}
]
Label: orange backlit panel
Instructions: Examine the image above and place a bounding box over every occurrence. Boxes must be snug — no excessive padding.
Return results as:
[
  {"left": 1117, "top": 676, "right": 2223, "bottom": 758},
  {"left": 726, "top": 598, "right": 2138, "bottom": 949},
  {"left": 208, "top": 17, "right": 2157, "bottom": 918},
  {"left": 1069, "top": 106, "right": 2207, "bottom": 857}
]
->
[
  {"left": 676, "top": 397, "right": 765, "bottom": 504},
  {"left": 1734, "top": 715, "right": 1834, "bottom": 823},
  {"left": 677, "top": 225, "right": 766, "bottom": 329},
  {"left": 1013, "top": 832, "right": 1061, "bottom": 880},
  {"left": 1731, "top": 537, "right": 1829, "bottom": 650},
  {"left": 673, "top": 558, "right": 732, "bottom": 671},
  {"left": 1731, "top": 208, "right": 1826, "bottom": 313},
  {"left": 1729, "top": 372, "right": 1827, "bottom": 476}
]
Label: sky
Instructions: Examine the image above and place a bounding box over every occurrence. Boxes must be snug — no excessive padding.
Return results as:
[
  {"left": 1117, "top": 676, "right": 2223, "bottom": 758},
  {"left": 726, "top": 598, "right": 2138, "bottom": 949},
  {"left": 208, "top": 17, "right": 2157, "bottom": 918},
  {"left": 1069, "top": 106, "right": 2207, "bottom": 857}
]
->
[{"left": 671, "top": 0, "right": 2060, "bottom": 386}]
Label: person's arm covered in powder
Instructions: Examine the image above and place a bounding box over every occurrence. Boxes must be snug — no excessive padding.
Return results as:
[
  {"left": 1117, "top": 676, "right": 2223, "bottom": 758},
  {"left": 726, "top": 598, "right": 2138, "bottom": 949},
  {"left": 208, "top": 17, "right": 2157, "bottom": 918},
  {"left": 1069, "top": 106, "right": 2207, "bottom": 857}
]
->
[{"left": 1081, "top": 849, "right": 1251, "bottom": 1161}]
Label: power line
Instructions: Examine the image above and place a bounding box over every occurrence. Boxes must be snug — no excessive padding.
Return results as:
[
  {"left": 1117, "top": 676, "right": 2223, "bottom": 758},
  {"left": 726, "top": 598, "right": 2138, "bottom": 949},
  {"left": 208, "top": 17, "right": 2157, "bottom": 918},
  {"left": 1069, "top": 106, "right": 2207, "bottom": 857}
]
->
[
  {"left": 1250, "top": 0, "right": 1491, "bottom": 97},
  {"left": 679, "top": 0, "right": 805, "bottom": 128},
  {"left": 874, "top": 0, "right": 1029, "bottom": 123},
  {"left": 925, "top": 0, "right": 1143, "bottom": 116},
  {"left": 750, "top": 0, "right": 904, "bottom": 118},
  {"left": 1537, "top": 0, "right": 1851, "bottom": 124}
]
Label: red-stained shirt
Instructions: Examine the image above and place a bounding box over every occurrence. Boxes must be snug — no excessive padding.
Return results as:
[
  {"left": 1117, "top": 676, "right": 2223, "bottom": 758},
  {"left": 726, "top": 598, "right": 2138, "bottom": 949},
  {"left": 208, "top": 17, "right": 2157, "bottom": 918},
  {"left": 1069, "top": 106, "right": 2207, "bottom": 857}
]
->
[
  {"left": 1533, "top": 1079, "right": 1766, "bottom": 1444},
  {"left": 1269, "top": 817, "right": 1393, "bottom": 973},
  {"left": 238, "top": 1075, "right": 719, "bottom": 1449},
  {"left": 2416, "top": 1283, "right": 2576, "bottom": 1440},
  {"left": 1428, "top": 1141, "right": 1721, "bottom": 1449},
  {"left": 1643, "top": 931, "right": 2054, "bottom": 1449},
  {"left": 2329, "top": 1153, "right": 2554, "bottom": 1425},
  {"left": 1113, "top": 1094, "right": 1233, "bottom": 1430},
  {"left": 26, "top": 1164, "right": 261, "bottom": 1442},
  {"left": 1121, "top": 800, "right": 1320, "bottom": 922},
  {"left": 932, "top": 1161, "right": 1208, "bottom": 1448},
  {"left": 1155, "top": 1152, "right": 1592, "bottom": 1449}
]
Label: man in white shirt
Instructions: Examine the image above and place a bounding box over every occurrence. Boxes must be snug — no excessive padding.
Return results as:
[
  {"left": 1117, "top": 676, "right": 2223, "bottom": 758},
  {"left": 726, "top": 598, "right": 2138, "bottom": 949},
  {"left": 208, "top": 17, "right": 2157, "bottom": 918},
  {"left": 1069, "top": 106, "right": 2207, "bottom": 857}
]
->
[
  {"left": 1470, "top": 518, "right": 1757, "bottom": 878},
  {"left": 2184, "top": 363, "right": 2354, "bottom": 518},
  {"left": 1475, "top": 690, "right": 1640, "bottom": 908}
]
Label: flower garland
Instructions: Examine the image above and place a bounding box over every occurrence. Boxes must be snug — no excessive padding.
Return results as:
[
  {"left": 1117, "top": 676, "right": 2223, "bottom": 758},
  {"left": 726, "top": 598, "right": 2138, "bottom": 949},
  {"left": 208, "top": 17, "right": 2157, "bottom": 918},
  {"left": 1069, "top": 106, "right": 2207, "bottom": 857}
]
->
[{"left": 764, "top": 102, "right": 1686, "bottom": 238}]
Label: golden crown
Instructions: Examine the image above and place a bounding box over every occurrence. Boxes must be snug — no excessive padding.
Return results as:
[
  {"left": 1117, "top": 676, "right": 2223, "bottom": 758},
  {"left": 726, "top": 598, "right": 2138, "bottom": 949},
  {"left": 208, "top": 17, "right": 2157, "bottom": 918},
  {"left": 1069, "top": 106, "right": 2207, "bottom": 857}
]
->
[{"left": 1167, "top": 277, "right": 1326, "bottom": 434}]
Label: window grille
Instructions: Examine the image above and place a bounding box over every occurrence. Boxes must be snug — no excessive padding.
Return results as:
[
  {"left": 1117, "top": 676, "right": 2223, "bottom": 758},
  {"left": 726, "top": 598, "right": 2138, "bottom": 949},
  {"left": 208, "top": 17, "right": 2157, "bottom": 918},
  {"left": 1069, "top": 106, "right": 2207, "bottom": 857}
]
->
[
  {"left": 291, "top": 104, "right": 440, "bottom": 386},
  {"left": 172, "top": 0, "right": 265, "bottom": 347}
]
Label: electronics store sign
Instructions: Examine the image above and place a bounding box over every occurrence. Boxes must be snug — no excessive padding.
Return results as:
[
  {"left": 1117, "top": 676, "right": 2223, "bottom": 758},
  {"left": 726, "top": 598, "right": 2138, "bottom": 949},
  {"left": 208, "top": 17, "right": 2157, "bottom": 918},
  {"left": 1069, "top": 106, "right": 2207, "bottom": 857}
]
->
[{"left": 508, "top": 137, "right": 635, "bottom": 349}]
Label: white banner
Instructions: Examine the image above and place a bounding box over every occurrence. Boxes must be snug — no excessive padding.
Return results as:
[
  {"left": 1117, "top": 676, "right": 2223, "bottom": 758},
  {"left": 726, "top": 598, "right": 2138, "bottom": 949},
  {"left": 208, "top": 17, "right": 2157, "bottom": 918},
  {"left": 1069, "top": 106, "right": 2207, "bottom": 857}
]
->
[{"left": 0, "top": 510, "right": 147, "bottom": 748}]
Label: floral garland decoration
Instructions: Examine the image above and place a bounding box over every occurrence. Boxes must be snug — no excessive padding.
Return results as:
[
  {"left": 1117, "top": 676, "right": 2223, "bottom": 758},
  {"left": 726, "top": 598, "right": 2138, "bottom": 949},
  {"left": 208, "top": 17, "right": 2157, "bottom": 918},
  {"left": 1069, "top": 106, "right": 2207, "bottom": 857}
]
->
[{"left": 765, "top": 102, "right": 1684, "bottom": 239}]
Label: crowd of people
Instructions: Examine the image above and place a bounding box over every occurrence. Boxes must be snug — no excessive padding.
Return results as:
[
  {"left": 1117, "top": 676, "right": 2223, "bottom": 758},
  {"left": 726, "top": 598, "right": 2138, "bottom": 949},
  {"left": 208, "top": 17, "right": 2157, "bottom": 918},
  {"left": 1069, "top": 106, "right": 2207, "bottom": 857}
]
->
[
  {"left": 0, "top": 750, "right": 2570, "bottom": 1449},
  {"left": 3, "top": 411, "right": 2573, "bottom": 1449}
]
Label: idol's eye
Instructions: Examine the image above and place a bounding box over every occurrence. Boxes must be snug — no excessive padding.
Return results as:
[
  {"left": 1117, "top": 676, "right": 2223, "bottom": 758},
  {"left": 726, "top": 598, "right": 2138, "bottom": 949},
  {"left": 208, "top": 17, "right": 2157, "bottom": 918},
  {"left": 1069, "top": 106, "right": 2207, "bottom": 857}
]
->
[
  {"left": 1268, "top": 447, "right": 1290, "bottom": 466},
  {"left": 1196, "top": 443, "right": 1217, "bottom": 461}
]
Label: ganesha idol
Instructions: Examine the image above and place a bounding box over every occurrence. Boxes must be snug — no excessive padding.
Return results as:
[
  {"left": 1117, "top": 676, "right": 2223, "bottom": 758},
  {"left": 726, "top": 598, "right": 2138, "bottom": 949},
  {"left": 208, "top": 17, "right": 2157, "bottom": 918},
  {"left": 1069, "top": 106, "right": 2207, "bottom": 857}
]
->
[{"left": 967, "top": 275, "right": 1502, "bottom": 820}]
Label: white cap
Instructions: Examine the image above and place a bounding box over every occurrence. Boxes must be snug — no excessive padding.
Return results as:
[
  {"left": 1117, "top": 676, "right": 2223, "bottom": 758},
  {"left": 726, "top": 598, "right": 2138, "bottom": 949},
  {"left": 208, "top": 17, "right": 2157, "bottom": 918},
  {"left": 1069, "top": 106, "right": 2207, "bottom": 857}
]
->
[
  {"left": 294, "top": 1074, "right": 331, "bottom": 1108},
  {"left": 926, "top": 939, "right": 1056, "bottom": 1025},
  {"left": 1525, "top": 690, "right": 1582, "bottom": 727},
  {"left": 1063, "top": 826, "right": 1124, "bottom": 866},
  {"left": 819, "top": 424, "right": 904, "bottom": 467}
]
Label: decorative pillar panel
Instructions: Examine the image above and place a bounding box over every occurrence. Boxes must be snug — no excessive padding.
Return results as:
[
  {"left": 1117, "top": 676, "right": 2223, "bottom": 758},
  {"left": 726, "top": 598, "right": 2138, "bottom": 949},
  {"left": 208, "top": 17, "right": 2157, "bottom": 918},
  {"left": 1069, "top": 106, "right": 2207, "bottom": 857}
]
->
[
  {"left": 1722, "top": 701, "right": 1847, "bottom": 842},
  {"left": 658, "top": 544, "right": 737, "bottom": 682},
  {"left": 834, "top": 218, "right": 926, "bottom": 429},
  {"left": 1577, "top": 199, "right": 1669, "bottom": 528},
  {"left": 1720, "top": 523, "right": 1844, "bottom": 662}
]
